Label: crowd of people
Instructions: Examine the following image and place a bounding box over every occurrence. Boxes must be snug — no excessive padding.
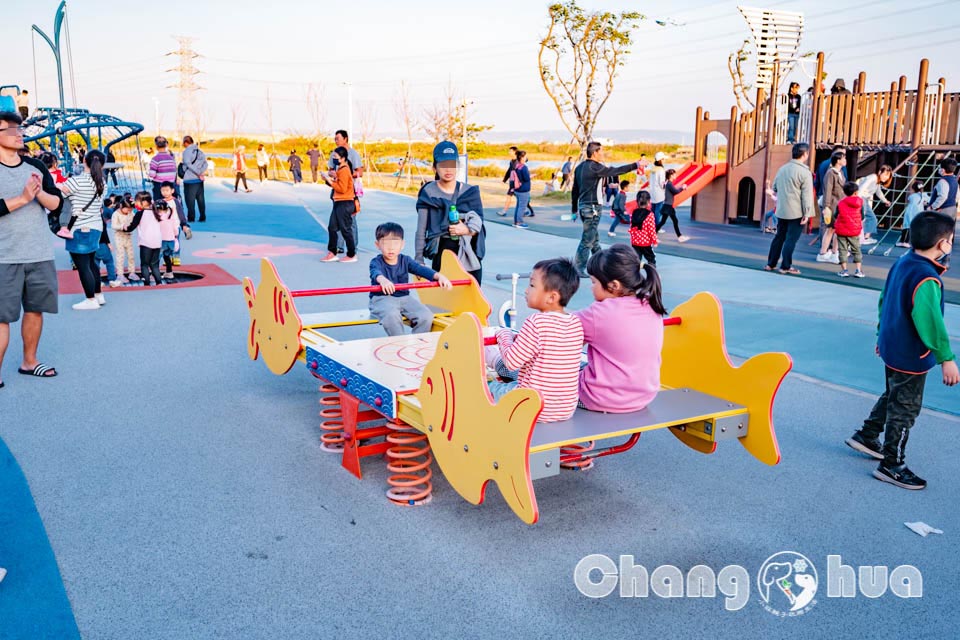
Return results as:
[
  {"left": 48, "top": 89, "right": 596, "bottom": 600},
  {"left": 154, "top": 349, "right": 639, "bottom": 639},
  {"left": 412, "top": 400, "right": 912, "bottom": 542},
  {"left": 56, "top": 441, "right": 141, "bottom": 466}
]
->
[{"left": 1, "top": 103, "right": 957, "bottom": 490}]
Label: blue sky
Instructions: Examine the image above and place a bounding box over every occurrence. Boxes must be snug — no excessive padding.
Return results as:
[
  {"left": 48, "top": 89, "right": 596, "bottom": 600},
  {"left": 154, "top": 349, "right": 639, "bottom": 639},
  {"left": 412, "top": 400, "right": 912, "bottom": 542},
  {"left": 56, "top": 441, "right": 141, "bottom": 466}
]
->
[{"left": 4, "top": 0, "right": 959, "bottom": 140}]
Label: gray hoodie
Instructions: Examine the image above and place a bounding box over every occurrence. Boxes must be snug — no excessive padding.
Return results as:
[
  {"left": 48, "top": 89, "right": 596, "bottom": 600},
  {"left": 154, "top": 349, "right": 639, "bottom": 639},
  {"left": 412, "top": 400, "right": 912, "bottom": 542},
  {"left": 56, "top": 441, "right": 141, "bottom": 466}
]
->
[{"left": 182, "top": 144, "right": 209, "bottom": 182}]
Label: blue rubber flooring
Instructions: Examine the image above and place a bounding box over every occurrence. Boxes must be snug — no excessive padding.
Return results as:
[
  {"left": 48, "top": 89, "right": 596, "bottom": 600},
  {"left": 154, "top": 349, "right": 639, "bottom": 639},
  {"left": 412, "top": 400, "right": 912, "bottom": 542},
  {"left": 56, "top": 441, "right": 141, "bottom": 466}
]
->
[{"left": 0, "top": 438, "right": 80, "bottom": 639}]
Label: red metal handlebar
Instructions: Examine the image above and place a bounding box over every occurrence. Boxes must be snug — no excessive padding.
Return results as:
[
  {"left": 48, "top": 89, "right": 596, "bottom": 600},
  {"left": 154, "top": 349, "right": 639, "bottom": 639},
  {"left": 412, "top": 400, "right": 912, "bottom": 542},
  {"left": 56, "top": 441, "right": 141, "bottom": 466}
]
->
[{"left": 290, "top": 279, "right": 474, "bottom": 298}]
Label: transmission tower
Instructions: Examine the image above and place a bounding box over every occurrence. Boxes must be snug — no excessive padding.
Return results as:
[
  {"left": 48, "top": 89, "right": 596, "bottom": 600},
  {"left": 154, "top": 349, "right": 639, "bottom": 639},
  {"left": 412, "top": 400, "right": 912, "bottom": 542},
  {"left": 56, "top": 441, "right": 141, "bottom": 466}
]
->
[{"left": 166, "top": 36, "right": 203, "bottom": 143}]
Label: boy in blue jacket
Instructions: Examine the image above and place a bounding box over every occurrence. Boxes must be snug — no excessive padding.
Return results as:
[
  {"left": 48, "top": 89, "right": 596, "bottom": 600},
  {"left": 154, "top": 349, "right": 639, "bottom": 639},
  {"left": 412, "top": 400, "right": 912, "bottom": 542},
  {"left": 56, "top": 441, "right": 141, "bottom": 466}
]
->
[
  {"left": 369, "top": 222, "right": 451, "bottom": 336},
  {"left": 846, "top": 211, "right": 958, "bottom": 489}
]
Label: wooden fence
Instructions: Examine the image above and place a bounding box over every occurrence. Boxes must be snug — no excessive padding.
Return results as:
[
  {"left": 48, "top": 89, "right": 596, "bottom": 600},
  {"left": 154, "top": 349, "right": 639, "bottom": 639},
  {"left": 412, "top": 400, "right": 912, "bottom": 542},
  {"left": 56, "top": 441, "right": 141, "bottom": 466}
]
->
[{"left": 728, "top": 87, "right": 960, "bottom": 167}]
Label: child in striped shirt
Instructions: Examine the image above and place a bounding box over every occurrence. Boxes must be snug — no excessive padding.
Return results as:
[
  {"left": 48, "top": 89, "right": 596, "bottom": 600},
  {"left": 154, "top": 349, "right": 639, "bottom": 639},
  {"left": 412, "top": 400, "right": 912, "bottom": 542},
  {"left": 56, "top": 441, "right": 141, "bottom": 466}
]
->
[{"left": 487, "top": 257, "right": 584, "bottom": 423}]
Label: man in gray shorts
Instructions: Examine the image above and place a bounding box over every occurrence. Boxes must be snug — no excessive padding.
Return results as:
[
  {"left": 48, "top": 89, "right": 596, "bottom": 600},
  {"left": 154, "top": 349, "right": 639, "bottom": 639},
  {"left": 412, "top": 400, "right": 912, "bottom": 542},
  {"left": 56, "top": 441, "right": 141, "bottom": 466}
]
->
[{"left": 0, "top": 111, "right": 64, "bottom": 387}]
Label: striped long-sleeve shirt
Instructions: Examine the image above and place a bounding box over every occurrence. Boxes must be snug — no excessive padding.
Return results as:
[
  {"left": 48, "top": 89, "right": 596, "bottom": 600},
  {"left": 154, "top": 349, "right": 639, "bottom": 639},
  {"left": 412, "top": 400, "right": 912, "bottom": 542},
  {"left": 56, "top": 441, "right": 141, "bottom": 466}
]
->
[
  {"left": 148, "top": 151, "right": 177, "bottom": 183},
  {"left": 495, "top": 312, "right": 584, "bottom": 422}
]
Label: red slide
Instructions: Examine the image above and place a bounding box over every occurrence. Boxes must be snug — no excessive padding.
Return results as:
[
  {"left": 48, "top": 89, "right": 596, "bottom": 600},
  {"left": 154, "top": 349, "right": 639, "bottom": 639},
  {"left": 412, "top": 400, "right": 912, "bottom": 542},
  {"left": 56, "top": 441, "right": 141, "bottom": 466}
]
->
[
  {"left": 669, "top": 161, "right": 727, "bottom": 206},
  {"left": 627, "top": 161, "right": 727, "bottom": 214}
]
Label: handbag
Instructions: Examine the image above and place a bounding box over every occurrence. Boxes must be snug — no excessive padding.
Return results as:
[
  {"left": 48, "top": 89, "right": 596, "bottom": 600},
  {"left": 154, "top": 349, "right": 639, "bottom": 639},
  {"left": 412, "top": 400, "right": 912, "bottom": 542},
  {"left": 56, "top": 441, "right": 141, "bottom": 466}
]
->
[{"left": 177, "top": 149, "right": 199, "bottom": 179}]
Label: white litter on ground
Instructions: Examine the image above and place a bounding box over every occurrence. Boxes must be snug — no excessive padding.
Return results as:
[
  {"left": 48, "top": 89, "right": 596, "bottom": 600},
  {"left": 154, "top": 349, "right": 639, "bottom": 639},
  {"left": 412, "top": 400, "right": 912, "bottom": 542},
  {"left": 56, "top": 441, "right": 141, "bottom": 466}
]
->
[{"left": 904, "top": 522, "right": 944, "bottom": 537}]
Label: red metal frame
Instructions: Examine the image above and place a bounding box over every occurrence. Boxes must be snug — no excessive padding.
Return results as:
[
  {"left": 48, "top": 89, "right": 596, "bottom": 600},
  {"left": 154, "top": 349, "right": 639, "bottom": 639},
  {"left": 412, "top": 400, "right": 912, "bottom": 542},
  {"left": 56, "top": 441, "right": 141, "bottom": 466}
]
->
[
  {"left": 291, "top": 279, "right": 473, "bottom": 298},
  {"left": 338, "top": 392, "right": 395, "bottom": 479},
  {"left": 559, "top": 433, "right": 642, "bottom": 464}
]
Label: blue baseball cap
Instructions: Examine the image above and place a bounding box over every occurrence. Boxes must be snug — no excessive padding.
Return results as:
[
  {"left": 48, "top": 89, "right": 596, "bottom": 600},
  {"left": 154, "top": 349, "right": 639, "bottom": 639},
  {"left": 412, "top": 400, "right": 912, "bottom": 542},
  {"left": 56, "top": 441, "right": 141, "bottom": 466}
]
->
[{"left": 433, "top": 141, "right": 459, "bottom": 164}]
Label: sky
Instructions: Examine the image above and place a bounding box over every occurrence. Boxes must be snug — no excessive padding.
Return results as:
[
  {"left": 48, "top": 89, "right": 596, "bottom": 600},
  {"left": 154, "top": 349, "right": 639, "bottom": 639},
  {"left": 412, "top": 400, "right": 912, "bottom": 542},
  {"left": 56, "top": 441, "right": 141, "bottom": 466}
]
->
[{"left": 4, "top": 0, "right": 959, "bottom": 142}]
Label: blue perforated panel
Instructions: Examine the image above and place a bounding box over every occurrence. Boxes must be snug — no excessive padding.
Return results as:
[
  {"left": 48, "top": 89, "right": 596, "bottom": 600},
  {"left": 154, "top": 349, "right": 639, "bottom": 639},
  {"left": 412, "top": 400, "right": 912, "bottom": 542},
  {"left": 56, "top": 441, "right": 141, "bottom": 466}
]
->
[{"left": 305, "top": 345, "right": 396, "bottom": 418}]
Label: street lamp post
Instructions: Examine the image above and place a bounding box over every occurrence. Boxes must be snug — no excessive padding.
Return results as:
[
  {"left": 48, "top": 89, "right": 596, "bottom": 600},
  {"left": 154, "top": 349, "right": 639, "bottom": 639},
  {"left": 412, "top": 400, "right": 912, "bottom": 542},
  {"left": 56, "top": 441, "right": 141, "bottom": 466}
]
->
[{"left": 343, "top": 82, "right": 353, "bottom": 136}]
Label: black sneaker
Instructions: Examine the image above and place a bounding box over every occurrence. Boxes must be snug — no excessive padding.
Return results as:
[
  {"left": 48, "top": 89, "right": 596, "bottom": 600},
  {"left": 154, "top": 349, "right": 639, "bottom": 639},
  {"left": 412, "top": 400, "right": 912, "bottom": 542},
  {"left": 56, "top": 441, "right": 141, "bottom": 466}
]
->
[
  {"left": 873, "top": 463, "right": 927, "bottom": 490},
  {"left": 845, "top": 431, "right": 883, "bottom": 460}
]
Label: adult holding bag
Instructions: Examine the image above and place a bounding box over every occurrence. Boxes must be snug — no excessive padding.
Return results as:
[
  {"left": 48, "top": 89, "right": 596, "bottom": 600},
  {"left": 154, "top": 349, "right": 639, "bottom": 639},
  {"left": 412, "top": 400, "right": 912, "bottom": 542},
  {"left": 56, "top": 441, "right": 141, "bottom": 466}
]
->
[{"left": 415, "top": 141, "right": 485, "bottom": 284}]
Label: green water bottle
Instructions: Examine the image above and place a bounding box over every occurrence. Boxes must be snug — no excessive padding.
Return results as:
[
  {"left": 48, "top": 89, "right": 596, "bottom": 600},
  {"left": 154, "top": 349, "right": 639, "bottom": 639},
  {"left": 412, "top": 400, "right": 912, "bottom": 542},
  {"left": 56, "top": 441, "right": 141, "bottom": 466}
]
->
[{"left": 448, "top": 204, "right": 460, "bottom": 239}]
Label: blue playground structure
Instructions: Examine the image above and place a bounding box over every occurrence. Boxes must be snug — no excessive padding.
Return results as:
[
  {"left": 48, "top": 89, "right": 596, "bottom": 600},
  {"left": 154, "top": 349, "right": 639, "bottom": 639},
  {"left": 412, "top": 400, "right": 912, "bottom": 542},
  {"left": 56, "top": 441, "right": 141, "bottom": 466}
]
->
[{"left": 7, "top": 1, "right": 146, "bottom": 194}]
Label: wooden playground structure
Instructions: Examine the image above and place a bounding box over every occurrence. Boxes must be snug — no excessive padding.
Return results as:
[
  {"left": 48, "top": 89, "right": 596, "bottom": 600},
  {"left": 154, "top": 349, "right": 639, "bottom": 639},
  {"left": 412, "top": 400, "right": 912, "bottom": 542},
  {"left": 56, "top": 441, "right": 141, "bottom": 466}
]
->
[
  {"left": 243, "top": 253, "right": 793, "bottom": 524},
  {"left": 687, "top": 54, "right": 959, "bottom": 244}
]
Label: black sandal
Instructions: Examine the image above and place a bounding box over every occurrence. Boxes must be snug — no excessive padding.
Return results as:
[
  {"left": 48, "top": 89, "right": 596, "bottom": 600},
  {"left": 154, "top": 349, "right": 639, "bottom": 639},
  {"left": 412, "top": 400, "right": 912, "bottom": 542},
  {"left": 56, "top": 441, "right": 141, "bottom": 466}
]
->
[{"left": 18, "top": 363, "right": 58, "bottom": 378}]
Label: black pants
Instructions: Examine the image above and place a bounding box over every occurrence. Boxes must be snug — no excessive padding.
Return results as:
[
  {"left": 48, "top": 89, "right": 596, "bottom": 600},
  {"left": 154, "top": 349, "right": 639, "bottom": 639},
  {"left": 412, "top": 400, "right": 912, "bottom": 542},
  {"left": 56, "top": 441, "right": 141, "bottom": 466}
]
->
[
  {"left": 106, "top": 168, "right": 118, "bottom": 187},
  {"left": 766, "top": 218, "right": 802, "bottom": 270},
  {"left": 655, "top": 204, "right": 682, "bottom": 237},
  {"left": 433, "top": 236, "right": 482, "bottom": 285},
  {"left": 184, "top": 181, "right": 206, "bottom": 222},
  {"left": 860, "top": 366, "right": 927, "bottom": 467},
  {"left": 140, "top": 246, "right": 163, "bottom": 285},
  {"left": 234, "top": 172, "right": 249, "bottom": 191},
  {"left": 70, "top": 251, "right": 101, "bottom": 298},
  {"left": 632, "top": 245, "right": 656, "bottom": 266},
  {"left": 327, "top": 200, "right": 357, "bottom": 257},
  {"left": 258, "top": 165, "right": 268, "bottom": 181}
]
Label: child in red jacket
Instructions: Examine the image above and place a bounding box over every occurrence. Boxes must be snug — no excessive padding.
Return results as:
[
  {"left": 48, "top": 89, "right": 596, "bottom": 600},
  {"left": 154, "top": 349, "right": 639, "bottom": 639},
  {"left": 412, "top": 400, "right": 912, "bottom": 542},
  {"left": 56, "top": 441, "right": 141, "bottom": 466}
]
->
[
  {"left": 629, "top": 190, "right": 658, "bottom": 266},
  {"left": 834, "top": 181, "right": 864, "bottom": 278}
]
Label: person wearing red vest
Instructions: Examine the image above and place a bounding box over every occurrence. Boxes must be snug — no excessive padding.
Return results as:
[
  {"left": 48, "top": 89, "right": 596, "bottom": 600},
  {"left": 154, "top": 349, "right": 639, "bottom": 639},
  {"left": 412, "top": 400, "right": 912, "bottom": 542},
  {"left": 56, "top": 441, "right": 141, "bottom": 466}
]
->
[
  {"left": 834, "top": 181, "right": 864, "bottom": 278},
  {"left": 233, "top": 146, "right": 252, "bottom": 193}
]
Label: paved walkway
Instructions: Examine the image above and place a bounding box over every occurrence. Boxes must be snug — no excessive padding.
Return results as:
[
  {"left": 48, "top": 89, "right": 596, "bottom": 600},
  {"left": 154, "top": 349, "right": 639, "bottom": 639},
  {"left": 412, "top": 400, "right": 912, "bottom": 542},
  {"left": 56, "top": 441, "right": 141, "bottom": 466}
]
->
[{"left": 1, "top": 178, "right": 957, "bottom": 639}]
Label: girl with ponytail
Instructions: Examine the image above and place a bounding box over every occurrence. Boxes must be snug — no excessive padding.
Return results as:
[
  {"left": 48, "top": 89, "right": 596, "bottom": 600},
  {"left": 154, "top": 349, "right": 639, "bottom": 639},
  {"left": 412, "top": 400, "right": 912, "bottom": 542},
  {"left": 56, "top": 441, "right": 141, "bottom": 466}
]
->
[
  {"left": 57, "top": 150, "right": 109, "bottom": 309},
  {"left": 574, "top": 244, "right": 666, "bottom": 413},
  {"left": 57, "top": 150, "right": 106, "bottom": 239}
]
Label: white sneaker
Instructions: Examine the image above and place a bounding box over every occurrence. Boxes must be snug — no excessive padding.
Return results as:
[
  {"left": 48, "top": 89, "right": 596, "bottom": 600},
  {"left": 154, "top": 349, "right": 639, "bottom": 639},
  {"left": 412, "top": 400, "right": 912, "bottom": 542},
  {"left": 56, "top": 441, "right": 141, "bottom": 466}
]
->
[
  {"left": 109, "top": 279, "right": 124, "bottom": 288},
  {"left": 607, "top": 231, "right": 616, "bottom": 237},
  {"left": 861, "top": 238, "right": 878, "bottom": 246},
  {"left": 678, "top": 235, "right": 690, "bottom": 243},
  {"left": 896, "top": 242, "right": 910, "bottom": 248},
  {"left": 816, "top": 252, "right": 839, "bottom": 264},
  {"left": 658, "top": 229, "right": 666, "bottom": 234},
  {"left": 95, "top": 293, "right": 106, "bottom": 305},
  {"left": 162, "top": 272, "right": 175, "bottom": 280},
  {"left": 72, "top": 298, "right": 100, "bottom": 310}
]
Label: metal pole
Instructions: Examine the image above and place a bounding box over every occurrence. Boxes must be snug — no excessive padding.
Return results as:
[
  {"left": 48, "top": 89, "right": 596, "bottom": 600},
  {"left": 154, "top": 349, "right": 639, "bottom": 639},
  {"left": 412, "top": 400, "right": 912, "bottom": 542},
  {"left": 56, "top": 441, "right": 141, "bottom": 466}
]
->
[
  {"left": 343, "top": 82, "right": 353, "bottom": 137},
  {"left": 761, "top": 59, "right": 780, "bottom": 229}
]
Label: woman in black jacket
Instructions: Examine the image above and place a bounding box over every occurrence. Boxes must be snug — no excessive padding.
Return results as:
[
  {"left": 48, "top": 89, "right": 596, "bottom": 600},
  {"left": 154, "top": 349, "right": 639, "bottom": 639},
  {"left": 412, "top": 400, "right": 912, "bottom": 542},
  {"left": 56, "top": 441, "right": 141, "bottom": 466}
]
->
[{"left": 415, "top": 141, "right": 486, "bottom": 283}]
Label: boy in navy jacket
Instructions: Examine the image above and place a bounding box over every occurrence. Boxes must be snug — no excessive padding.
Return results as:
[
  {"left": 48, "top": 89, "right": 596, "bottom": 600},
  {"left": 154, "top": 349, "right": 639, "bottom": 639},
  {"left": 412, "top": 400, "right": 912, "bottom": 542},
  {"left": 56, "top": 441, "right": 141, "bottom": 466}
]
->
[{"left": 846, "top": 211, "right": 958, "bottom": 489}]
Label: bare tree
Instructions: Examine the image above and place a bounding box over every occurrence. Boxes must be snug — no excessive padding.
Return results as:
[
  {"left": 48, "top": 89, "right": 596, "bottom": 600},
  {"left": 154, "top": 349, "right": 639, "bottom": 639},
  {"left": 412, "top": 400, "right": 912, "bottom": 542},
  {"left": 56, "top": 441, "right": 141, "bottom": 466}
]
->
[
  {"left": 305, "top": 82, "right": 326, "bottom": 142},
  {"left": 728, "top": 39, "right": 756, "bottom": 112},
  {"left": 538, "top": 1, "right": 643, "bottom": 158},
  {"left": 357, "top": 101, "right": 379, "bottom": 184},
  {"left": 230, "top": 103, "right": 246, "bottom": 150},
  {"left": 421, "top": 81, "right": 493, "bottom": 144},
  {"left": 421, "top": 81, "right": 459, "bottom": 142},
  {"left": 394, "top": 81, "right": 416, "bottom": 186}
]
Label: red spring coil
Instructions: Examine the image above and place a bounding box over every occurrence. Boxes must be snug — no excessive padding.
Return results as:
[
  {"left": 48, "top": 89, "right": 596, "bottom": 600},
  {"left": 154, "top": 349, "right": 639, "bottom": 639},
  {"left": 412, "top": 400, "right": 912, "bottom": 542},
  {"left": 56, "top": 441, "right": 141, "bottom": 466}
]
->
[
  {"left": 318, "top": 383, "right": 344, "bottom": 453},
  {"left": 560, "top": 441, "right": 596, "bottom": 471},
  {"left": 385, "top": 421, "right": 433, "bottom": 506}
]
